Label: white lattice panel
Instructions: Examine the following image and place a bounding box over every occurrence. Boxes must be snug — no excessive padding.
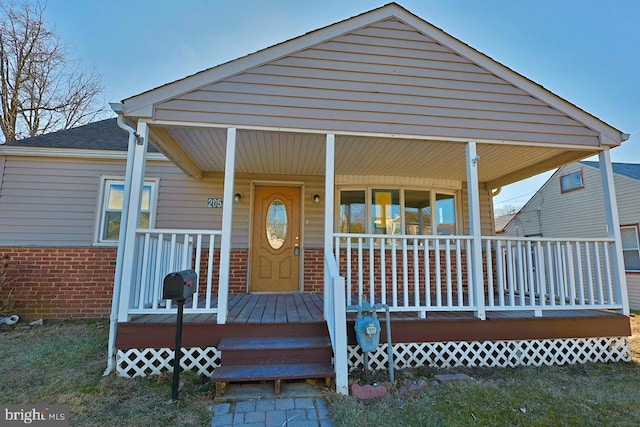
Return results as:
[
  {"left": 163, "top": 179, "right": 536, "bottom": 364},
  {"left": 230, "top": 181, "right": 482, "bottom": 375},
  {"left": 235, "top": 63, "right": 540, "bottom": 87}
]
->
[
  {"left": 348, "top": 337, "right": 631, "bottom": 371},
  {"left": 116, "top": 347, "right": 221, "bottom": 378},
  {"left": 116, "top": 337, "right": 630, "bottom": 378}
]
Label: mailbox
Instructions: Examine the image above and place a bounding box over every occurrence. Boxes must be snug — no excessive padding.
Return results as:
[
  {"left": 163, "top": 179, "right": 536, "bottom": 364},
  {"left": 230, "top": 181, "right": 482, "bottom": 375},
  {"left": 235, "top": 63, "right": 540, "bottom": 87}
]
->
[{"left": 162, "top": 270, "right": 198, "bottom": 301}]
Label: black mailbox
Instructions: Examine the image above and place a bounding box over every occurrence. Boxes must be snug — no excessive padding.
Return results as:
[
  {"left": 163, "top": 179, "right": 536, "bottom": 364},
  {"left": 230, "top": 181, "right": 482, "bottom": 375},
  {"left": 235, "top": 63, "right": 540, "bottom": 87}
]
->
[{"left": 162, "top": 270, "right": 198, "bottom": 301}]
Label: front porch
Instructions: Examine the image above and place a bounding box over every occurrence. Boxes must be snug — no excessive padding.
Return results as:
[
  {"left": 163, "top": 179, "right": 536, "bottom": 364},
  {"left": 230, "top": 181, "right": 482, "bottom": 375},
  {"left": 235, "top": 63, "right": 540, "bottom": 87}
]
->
[{"left": 115, "top": 293, "right": 631, "bottom": 379}]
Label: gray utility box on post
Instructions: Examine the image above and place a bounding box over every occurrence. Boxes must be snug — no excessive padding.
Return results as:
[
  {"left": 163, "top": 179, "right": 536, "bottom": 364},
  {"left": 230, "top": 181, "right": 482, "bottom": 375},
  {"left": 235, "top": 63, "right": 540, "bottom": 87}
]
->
[{"left": 162, "top": 269, "right": 197, "bottom": 301}]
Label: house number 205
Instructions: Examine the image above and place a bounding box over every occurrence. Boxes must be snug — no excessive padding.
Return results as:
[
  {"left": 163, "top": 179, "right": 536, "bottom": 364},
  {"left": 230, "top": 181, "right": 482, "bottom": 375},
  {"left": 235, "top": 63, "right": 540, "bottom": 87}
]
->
[{"left": 207, "top": 198, "right": 223, "bottom": 208}]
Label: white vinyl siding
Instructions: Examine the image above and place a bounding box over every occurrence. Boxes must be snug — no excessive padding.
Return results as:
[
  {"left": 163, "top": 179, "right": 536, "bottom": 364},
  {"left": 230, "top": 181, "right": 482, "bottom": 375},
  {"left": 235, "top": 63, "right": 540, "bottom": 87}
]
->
[{"left": 155, "top": 19, "right": 599, "bottom": 147}]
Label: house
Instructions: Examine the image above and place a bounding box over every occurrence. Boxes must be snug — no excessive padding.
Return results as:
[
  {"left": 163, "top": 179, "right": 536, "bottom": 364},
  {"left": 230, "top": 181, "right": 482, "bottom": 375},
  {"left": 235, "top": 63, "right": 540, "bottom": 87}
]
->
[
  {"left": 0, "top": 3, "right": 632, "bottom": 395},
  {"left": 503, "top": 161, "right": 640, "bottom": 310}
]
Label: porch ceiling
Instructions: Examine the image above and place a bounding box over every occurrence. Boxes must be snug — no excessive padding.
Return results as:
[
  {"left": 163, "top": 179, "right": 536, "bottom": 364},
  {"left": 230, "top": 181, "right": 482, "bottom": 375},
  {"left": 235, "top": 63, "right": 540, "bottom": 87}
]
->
[{"left": 155, "top": 125, "right": 597, "bottom": 188}]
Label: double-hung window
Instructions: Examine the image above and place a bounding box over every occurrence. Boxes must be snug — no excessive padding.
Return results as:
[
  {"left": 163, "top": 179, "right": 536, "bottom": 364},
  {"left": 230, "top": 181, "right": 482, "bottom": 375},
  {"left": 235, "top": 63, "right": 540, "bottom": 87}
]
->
[
  {"left": 339, "top": 188, "right": 457, "bottom": 237},
  {"left": 620, "top": 225, "right": 640, "bottom": 271},
  {"left": 95, "top": 177, "right": 158, "bottom": 244}
]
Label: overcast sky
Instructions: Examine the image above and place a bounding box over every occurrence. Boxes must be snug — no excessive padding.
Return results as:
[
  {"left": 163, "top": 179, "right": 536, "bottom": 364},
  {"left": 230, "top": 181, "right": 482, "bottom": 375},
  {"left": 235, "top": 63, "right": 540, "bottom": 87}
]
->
[{"left": 41, "top": 0, "right": 639, "bottom": 210}]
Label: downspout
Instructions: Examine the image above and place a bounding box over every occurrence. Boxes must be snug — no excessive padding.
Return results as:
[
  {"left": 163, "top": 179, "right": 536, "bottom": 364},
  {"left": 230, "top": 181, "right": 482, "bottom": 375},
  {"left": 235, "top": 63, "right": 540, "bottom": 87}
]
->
[{"left": 103, "top": 103, "right": 138, "bottom": 376}]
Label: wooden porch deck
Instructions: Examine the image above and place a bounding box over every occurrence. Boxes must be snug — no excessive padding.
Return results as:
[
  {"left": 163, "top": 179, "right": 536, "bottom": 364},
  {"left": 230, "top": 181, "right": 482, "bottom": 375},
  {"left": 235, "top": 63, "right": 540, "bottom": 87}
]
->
[{"left": 117, "top": 293, "right": 632, "bottom": 350}]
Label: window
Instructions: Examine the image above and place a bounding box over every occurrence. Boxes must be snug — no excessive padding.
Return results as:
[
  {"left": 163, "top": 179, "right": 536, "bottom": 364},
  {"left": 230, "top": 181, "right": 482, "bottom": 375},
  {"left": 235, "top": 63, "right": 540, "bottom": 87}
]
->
[
  {"left": 96, "top": 178, "right": 158, "bottom": 244},
  {"left": 560, "top": 170, "right": 584, "bottom": 193},
  {"left": 620, "top": 225, "right": 640, "bottom": 271},
  {"left": 339, "top": 188, "right": 456, "bottom": 237}
]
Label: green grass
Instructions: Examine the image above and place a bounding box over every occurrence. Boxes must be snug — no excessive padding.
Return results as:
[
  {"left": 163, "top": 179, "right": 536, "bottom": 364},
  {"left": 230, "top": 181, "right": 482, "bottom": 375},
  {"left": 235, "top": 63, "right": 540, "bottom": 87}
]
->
[
  {"left": 329, "top": 313, "right": 640, "bottom": 427},
  {"left": 1, "top": 315, "right": 639, "bottom": 426},
  {"left": 0, "top": 320, "right": 212, "bottom": 426}
]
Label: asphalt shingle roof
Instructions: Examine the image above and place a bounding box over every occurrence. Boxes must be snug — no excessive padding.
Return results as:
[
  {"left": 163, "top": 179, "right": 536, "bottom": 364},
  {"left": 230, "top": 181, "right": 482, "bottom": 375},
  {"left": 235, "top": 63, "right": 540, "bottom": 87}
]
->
[
  {"left": 580, "top": 160, "right": 640, "bottom": 181},
  {"left": 4, "top": 118, "right": 157, "bottom": 152}
]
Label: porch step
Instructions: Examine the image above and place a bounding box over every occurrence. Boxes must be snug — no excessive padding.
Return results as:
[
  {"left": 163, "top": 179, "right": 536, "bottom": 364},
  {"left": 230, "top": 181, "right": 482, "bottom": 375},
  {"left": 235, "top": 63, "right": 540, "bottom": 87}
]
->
[
  {"left": 218, "top": 336, "right": 332, "bottom": 365},
  {"left": 211, "top": 336, "right": 334, "bottom": 395}
]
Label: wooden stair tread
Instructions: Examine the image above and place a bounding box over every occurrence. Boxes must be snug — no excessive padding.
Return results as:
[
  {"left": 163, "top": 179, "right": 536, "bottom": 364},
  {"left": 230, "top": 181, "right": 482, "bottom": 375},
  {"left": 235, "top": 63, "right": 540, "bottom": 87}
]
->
[
  {"left": 218, "top": 336, "right": 331, "bottom": 351},
  {"left": 210, "top": 362, "right": 335, "bottom": 382}
]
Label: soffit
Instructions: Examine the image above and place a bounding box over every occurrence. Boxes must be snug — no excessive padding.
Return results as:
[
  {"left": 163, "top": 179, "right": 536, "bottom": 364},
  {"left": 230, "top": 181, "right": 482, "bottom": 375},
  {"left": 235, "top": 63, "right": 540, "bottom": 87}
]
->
[{"left": 159, "top": 126, "right": 596, "bottom": 187}]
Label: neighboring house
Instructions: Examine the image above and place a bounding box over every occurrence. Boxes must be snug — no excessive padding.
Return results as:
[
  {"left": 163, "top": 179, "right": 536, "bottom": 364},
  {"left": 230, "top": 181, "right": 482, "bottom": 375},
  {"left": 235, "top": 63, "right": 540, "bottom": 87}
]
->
[
  {"left": 0, "top": 3, "right": 632, "bottom": 395},
  {"left": 503, "top": 161, "right": 640, "bottom": 310}
]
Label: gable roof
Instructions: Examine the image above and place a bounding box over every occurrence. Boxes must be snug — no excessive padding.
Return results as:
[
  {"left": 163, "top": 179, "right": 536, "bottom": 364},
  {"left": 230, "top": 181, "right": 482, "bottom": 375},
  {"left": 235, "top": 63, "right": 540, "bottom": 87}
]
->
[
  {"left": 122, "top": 2, "right": 624, "bottom": 146},
  {"left": 1, "top": 119, "right": 157, "bottom": 152},
  {"left": 580, "top": 160, "right": 640, "bottom": 181}
]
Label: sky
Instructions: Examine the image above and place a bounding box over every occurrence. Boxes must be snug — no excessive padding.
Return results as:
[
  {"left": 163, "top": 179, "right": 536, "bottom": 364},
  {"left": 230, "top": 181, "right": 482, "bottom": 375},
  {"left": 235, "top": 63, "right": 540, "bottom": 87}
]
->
[{"left": 38, "top": 0, "right": 640, "bottom": 211}]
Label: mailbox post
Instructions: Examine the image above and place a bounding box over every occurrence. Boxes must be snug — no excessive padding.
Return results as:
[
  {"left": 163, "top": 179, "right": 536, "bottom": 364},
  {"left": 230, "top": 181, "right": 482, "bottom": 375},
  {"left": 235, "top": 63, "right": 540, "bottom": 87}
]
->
[{"left": 162, "top": 269, "right": 197, "bottom": 400}]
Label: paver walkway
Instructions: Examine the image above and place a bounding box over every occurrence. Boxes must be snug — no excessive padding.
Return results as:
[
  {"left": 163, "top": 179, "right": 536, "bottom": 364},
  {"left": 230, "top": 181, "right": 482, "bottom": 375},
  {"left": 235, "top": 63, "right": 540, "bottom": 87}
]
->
[{"left": 212, "top": 397, "right": 334, "bottom": 427}]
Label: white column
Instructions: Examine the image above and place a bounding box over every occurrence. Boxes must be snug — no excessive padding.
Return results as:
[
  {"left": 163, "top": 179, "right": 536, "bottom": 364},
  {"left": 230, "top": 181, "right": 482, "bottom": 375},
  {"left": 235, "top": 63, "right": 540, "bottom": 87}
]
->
[
  {"left": 466, "top": 141, "right": 486, "bottom": 320},
  {"left": 217, "top": 128, "right": 237, "bottom": 324},
  {"left": 599, "top": 149, "right": 629, "bottom": 315},
  {"left": 324, "top": 133, "right": 336, "bottom": 316},
  {"left": 117, "top": 121, "right": 149, "bottom": 322}
]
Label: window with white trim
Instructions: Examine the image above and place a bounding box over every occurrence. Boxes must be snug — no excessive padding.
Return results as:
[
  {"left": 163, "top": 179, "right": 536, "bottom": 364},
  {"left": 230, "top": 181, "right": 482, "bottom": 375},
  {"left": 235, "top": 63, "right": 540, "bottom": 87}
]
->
[
  {"left": 96, "top": 178, "right": 158, "bottom": 244},
  {"left": 620, "top": 225, "right": 640, "bottom": 271},
  {"left": 339, "top": 188, "right": 457, "bottom": 236}
]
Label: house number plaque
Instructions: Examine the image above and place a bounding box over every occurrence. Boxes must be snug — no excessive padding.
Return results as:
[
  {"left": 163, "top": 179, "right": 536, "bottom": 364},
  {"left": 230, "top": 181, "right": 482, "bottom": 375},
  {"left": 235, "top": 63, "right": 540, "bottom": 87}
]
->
[{"left": 207, "top": 198, "right": 223, "bottom": 208}]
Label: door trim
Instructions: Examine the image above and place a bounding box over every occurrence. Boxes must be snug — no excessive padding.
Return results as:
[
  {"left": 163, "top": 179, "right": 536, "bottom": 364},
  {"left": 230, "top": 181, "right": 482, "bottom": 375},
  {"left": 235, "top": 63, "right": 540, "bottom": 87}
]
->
[{"left": 248, "top": 181, "right": 305, "bottom": 292}]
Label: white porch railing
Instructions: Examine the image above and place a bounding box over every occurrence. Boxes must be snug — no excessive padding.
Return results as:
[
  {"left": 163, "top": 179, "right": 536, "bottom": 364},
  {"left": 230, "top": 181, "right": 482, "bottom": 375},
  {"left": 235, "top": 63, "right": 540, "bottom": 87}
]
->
[
  {"left": 333, "top": 234, "right": 624, "bottom": 316},
  {"left": 128, "top": 228, "right": 222, "bottom": 315},
  {"left": 324, "top": 250, "right": 349, "bottom": 395},
  {"left": 483, "top": 236, "right": 622, "bottom": 314},
  {"left": 334, "top": 233, "right": 476, "bottom": 316}
]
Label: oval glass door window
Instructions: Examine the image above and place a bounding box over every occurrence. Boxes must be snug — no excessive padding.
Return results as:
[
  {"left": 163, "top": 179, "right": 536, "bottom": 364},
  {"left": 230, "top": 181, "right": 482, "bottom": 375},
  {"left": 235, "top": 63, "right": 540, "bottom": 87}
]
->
[{"left": 266, "top": 199, "right": 287, "bottom": 249}]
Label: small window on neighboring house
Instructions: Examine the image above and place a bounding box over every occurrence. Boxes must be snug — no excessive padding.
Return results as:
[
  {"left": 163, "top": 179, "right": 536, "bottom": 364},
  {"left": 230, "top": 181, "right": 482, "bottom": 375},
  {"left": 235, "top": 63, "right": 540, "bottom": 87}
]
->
[
  {"left": 96, "top": 178, "right": 158, "bottom": 244},
  {"left": 560, "top": 170, "right": 584, "bottom": 193},
  {"left": 620, "top": 225, "right": 640, "bottom": 271}
]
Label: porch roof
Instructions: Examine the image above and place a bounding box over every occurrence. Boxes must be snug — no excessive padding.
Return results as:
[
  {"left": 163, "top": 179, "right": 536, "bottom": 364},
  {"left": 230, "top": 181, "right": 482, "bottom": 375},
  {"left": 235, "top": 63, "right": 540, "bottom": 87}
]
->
[{"left": 119, "top": 3, "right": 626, "bottom": 189}]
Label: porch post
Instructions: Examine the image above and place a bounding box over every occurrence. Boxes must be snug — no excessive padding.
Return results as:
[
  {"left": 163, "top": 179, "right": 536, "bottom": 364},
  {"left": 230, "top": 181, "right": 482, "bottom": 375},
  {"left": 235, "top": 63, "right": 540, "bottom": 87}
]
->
[
  {"left": 117, "top": 120, "right": 149, "bottom": 322},
  {"left": 324, "top": 133, "right": 349, "bottom": 395},
  {"left": 599, "top": 149, "right": 629, "bottom": 315},
  {"left": 324, "top": 133, "right": 336, "bottom": 315},
  {"left": 217, "top": 128, "right": 237, "bottom": 324},
  {"left": 466, "top": 141, "right": 486, "bottom": 320}
]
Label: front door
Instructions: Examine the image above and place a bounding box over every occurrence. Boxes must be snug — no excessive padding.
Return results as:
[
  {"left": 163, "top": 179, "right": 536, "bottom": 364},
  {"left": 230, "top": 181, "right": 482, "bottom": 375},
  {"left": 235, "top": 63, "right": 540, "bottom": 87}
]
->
[{"left": 250, "top": 186, "right": 301, "bottom": 292}]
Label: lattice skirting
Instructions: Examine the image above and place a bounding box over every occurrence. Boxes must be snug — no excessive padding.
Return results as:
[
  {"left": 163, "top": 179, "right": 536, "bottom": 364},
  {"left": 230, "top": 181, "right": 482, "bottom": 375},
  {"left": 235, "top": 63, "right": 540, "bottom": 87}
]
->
[
  {"left": 116, "top": 337, "right": 631, "bottom": 378},
  {"left": 117, "top": 347, "right": 221, "bottom": 378},
  {"left": 348, "top": 337, "right": 632, "bottom": 371}
]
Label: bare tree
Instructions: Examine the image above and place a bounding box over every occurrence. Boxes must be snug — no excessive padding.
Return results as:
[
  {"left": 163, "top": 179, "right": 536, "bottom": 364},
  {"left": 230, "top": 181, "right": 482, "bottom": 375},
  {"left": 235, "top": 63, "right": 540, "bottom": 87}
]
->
[
  {"left": 0, "top": 0, "right": 106, "bottom": 143},
  {"left": 494, "top": 204, "right": 521, "bottom": 217}
]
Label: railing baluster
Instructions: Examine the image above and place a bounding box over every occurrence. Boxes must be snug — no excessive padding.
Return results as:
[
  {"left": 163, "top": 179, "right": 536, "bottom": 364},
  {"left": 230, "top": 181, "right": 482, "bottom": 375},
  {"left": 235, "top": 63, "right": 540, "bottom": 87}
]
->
[
  {"left": 369, "top": 238, "right": 375, "bottom": 304},
  {"left": 525, "top": 240, "right": 534, "bottom": 307},
  {"left": 594, "top": 243, "right": 604, "bottom": 304},
  {"left": 486, "top": 239, "right": 494, "bottom": 307},
  {"left": 496, "top": 240, "right": 504, "bottom": 307},
  {"left": 435, "top": 238, "right": 442, "bottom": 307},
  {"left": 445, "top": 239, "right": 452, "bottom": 307},
  {"left": 567, "top": 242, "right": 576, "bottom": 305},
  {"left": 585, "top": 242, "right": 594, "bottom": 305},
  {"left": 516, "top": 241, "right": 525, "bottom": 306},
  {"left": 536, "top": 241, "right": 545, "bottom": 308},
  {"left": 392, "top": 238, "right": 398, "bottom": 308},
  {"left": 456, "top": 238, "right": 463, "bottom": 307},
  {"left": 413, "top": 239, "right": 420, "bottom": 311},
  {"left": 206, "top": 235, "right": 214, "bottom": 309},
  {"left": 346, "top": 238, "right": 352, "bottom": 306},
  {"left": 358, "top": 238, "right": 363, "bottom": 306},
  {"left": 192, "top": 234, "right": 202, "bottom": 309},
  {"left": 424, "top": 237, "right": 431, "bottom": 310},
  {"left": 138, "top": 233, "right": 152, "bottom": 309},
  {"left": 574, "top": 242, "right": 585, "bottom": 305},
  {"left": 402, "top": 238, "right": 408, "bottom": 308},
  {"left": 380, "top": 239, "right": 386, "bottom": 306}
]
